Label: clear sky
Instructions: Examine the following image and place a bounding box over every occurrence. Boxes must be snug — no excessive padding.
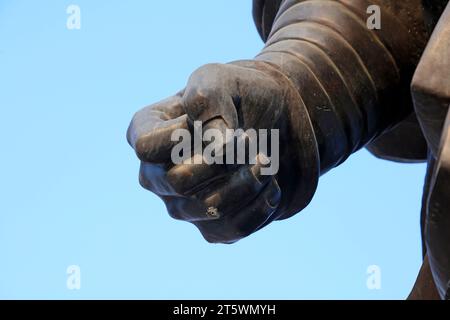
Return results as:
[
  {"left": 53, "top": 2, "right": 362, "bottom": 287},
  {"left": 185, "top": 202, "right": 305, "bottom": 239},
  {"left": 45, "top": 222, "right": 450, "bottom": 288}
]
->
[{"left": 0, "top": 0, "right": 426, "bottom": 299}]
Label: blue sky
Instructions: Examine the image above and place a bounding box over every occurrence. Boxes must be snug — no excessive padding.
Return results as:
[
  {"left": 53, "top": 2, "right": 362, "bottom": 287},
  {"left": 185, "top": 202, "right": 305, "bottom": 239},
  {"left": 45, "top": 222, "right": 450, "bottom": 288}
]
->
[{"left": 0, "top": 0, "right": 426, "bottom": 299}]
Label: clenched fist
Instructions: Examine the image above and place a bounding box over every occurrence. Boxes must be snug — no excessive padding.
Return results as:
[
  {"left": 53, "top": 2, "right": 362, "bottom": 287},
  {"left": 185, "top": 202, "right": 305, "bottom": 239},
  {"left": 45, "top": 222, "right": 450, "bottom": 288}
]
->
[{"left": 127, "top": 61, "right": 319, "bottom": 243}]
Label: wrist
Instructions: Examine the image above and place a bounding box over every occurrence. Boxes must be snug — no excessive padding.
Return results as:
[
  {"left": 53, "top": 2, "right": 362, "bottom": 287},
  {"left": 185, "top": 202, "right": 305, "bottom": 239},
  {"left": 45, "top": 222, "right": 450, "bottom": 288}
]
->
[{"left": 229, "top": 59, "right": 320, "bottom": 220}]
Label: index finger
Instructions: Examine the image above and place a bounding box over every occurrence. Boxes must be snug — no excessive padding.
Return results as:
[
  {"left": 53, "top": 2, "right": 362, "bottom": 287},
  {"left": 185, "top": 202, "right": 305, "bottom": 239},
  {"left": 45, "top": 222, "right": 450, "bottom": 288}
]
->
[{"left": 127, "top": 95, "right": 190, "bottom": 163}]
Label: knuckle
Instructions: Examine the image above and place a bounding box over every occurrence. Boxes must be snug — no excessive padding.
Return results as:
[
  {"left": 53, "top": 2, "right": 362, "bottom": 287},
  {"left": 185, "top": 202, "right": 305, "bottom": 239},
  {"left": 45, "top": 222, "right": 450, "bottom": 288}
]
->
[
  {"left": 134, "top": 136, "right": 150, "bottom": 160},
  {"left": 182, "top": 91, "right": 210, "bottom": 121},
  {"left": 185, "top": 90, "right": 209, "bottom": 109},
  {"left": 185, "top": 64, "right": 225, "bottom": 98},
  {"left": 134, "top": 132, "right": 168, "bottom": 163},
  {"left": 128, "top": 108, "right": 165, "bottom": 153},
  {"left": 193, "top": 63, "right": 224, "bottom": 77},
  {"left": 166, "top": 170, "right": 193, "bottom": 196}
]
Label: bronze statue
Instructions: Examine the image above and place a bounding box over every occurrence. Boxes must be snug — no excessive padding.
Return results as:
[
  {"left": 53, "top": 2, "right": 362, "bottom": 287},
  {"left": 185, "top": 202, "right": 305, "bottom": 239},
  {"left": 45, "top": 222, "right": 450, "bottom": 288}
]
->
[{"left": 127, "top": 0, "right": 450, "bottom": 299}]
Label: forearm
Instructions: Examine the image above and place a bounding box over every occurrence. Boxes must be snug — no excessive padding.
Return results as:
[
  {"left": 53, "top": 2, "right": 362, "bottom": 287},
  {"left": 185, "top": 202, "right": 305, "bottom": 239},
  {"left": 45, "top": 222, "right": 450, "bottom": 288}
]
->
[{"left": 254, "top": 0, "right": 429, "bottom": 173}]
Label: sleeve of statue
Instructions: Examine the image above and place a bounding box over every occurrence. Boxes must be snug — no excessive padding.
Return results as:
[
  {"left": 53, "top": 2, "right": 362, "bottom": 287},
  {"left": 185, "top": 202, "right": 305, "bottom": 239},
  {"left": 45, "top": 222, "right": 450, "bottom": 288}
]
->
[
  {"left": 252, "top": 0, "right": 284, "bottom": 42},
  {"left": 251, "top": 0, "right": 434, "bottom": 174}
]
